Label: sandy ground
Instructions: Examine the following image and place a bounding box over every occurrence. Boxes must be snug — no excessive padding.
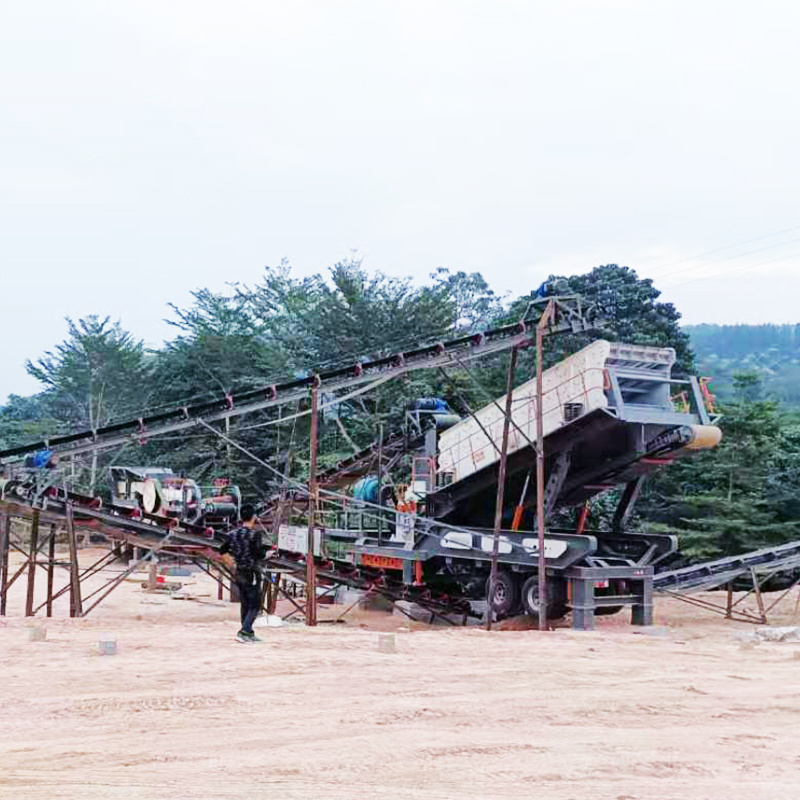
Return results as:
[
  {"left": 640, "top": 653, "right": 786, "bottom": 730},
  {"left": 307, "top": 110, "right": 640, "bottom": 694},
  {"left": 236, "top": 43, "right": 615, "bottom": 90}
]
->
[{"left": 2, "top": 548, "right": 800, "bottom": 800}]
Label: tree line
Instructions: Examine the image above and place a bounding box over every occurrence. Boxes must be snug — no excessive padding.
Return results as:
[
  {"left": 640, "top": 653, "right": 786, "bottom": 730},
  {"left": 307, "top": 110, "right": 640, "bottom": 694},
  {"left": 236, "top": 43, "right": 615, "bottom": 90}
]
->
[
  {"left": 687, "top": 323, "right": 800, "bottom": 409},
  {"left": 1, "top": 260, "right": 798, "bottom": 562}
]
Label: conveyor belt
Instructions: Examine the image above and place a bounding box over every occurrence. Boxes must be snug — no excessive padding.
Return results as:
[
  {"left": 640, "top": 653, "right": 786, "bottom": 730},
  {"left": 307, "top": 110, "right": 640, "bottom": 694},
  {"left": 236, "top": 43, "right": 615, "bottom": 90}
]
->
[
  {"left": 653, "top": 540, "right": 800, "bottom": 594},
  {"left": 1, "top": 309, "right": 597, "bottom": 464}
]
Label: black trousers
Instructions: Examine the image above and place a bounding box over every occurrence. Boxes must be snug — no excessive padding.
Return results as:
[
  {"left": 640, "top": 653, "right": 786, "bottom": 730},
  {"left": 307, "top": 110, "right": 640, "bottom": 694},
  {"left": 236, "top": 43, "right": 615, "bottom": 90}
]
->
[{"left": 236, "top": 569, "right": 262, "bottom": 635}]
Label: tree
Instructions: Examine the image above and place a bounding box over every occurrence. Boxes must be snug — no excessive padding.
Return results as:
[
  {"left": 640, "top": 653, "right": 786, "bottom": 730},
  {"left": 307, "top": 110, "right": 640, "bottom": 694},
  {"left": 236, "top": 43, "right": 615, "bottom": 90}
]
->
[
  {"left": 646, "top": 373, "right": 800, "bottom": 560},
  {"left": 0, "top": 394, "right": 61, "bottom": 451},
  {"left": 26, "top": 316, "right": 148, "bottom": 492},
  {"left": 506, "top": 264, "right": 694, "bottom": 374}
]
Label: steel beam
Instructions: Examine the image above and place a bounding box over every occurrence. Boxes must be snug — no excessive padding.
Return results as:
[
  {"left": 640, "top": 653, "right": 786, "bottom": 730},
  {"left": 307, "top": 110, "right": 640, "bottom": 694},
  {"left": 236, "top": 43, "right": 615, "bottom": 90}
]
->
[
  {"left": 0, "top": 510, "right": 9, "bottom": 616},
  {"left": 25, "top": 509, "right": 39, "bottom": 616},
  {"left": 486, "top": 347, "right": 518, "bottom": 631}
]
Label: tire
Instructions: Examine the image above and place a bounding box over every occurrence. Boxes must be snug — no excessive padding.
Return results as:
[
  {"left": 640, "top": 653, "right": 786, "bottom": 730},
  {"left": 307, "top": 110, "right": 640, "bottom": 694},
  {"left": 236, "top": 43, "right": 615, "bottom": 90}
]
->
[
  {"left": 486, "top": 571, "right": 519, "bottom": 618},
  {"left": 521, "top": 575, "right": 568, "bottom": 620}
]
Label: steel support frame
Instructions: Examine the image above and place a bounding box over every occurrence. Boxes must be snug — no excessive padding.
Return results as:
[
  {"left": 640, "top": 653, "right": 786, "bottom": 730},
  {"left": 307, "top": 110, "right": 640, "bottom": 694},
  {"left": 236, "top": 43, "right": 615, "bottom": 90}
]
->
[
  {"left": 567, "top": 565, "right": 654, "bottom": 631},
  {"left": 663, "top": 564, "right": 800, "bottom": 625}
]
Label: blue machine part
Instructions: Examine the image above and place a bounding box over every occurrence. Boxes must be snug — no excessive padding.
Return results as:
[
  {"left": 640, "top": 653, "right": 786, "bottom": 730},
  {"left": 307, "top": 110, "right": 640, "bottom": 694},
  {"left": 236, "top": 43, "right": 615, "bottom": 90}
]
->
[
  {"left": 25, "top": 449, "right": 55, "bottom": 470},
  {"left": 351, "top": 475, "right": 380, "bottom": 504},
  {"left": 409, "top": 397, "right": 451, "bottom": 412}
]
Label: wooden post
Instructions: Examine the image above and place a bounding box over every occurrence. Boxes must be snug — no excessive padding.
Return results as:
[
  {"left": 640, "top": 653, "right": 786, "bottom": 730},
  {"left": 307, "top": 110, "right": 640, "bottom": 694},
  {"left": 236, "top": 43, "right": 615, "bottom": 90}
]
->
[
  {"left": 486, "top": 346, "right": 518, "bottom": 630},
  {"left": 305, "top": 381, "right": 319, "bottom": 627},
  {"left": 46, "top": 524, "right": 57, "bottom": 617},
  {"left": 65, "top": 502, "right": 83, "bottom": 617},
  {"left": 25, "top": 509, "right": 40, "bottom": 616},
  {"left": 0, "top": 510, "right": 10, "bottom": 616}
]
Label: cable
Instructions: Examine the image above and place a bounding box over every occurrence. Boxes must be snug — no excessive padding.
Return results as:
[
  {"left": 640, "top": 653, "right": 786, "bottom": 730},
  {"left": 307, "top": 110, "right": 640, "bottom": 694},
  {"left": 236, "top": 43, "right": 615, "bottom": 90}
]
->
[
  {"left": 645, "top": 223, "right": 800, "bottom": 276},
  {"left": 662, "top": 248, "right": 800, "bottom": 290},
  {"left": 647, "top": 235, "right": 800, "bottom": 285}
]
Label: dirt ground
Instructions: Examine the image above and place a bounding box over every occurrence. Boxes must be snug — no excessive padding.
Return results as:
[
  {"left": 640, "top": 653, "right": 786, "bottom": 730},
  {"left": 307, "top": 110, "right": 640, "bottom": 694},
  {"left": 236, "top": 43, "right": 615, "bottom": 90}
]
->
[{"left": 2, "top": 548, "right": 800, "bottom": 800}]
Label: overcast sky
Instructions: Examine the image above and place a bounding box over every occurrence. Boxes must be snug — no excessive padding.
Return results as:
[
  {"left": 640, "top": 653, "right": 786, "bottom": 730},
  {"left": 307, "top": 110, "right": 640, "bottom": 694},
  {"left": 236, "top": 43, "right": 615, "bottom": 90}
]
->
[{"left": 1, "top": 1, "right": 798, "bottom": 403}]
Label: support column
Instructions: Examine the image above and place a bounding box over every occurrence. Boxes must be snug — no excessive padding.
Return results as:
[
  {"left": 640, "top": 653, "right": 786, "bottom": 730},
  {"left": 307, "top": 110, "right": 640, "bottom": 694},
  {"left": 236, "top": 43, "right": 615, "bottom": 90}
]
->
[
  {"left": 725, "top": 582, "right": 733, "bottom": 619},
  {"left": 751, "top": 567, "right": 767, "bottom": 624},
  {"left": 305, "top": 380, "right": 319, "bottom": 627},
  {"left": 0, "top": 510, "right": 10, "bottom": 616},
  {"left": 570, "top": 576, "right": 595, "bottom": 631},
  {"left": 631, "top": 576, "right": 653, "bottom": 626},
  {"left": 486, "top": 346, "right": 518, "bottom": 631},
  {"left": 46, "top": 523, "right": 57, "bottom": 617},
  {"left": 25, "top": 509, "right": 40, "bottom": 616},
  {"left": 65, "top": 502, "right": 83, "bottom": 617},
  {"left": 535, "top": 300, "right": 556, "bottom": 632}
]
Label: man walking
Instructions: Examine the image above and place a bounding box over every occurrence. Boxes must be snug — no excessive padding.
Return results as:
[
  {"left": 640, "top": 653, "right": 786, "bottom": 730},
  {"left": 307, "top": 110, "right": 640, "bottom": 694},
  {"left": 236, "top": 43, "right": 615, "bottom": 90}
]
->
[{"left": 219, "top": 504, "right": 266, "bottom": 643}]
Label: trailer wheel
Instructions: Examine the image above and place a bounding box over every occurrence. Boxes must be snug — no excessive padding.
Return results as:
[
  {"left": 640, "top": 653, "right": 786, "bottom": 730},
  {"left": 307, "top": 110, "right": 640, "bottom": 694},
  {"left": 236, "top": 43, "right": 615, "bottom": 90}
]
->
[
  {"left": 486, "top": 571, "right": 519, "bottom": 618},
  {"left": 521, "top": 575, "right": 568, "bottom": 620}
]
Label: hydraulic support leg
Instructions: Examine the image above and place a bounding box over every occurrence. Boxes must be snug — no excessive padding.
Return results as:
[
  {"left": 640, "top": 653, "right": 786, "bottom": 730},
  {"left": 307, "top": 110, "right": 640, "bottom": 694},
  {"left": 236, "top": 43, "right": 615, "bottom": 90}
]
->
[
  {"left": 570, "top": 575, "right": 595, "bottom": 631},
  {"left": 612, "top": 477, "right": 644, "bottom": 533},
  {"left": 631, "top": 575, "right": 653, "bottom": 626}
]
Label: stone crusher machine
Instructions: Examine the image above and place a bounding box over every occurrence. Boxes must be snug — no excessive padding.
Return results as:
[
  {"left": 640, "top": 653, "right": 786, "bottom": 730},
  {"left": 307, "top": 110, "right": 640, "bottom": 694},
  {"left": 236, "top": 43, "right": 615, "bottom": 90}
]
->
[
  {"left": 291, "top": 339, "right": 723, "bottom": 629},
  {"left": 109, "top": 466, "right": 242, "bottom": 530},
  {"left": 0, "top": 307, "right": 729, "bottom": 628}
]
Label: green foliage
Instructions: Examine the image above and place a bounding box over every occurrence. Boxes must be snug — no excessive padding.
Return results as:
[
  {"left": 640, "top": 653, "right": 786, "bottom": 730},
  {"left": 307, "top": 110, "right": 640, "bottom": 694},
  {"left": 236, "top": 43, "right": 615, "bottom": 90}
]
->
[
  {"left": 686, "top": 323, "right": 800, "bottom": 408},
  {"left": 0, "top": 394, "right": 61, "bottom": 451},
  {"left": 506, "top": 264, "right": 694, "bottom": 374},
  {"left": 26, "top": 315, "right": 147, "bottom": 430},
  {"left": 18, "top": 316, "right": 148, "bottom": 492},
  {"left": 646, "top": 373, "right": 800, "bottom": 560},
  {"left": 5, "top": 259, "right": 798, "bottom": 566}
]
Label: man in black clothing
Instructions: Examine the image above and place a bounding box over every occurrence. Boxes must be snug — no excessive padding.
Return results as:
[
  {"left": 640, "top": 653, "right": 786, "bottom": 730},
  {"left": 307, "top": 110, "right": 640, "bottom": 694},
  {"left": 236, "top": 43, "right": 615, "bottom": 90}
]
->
[{"left": 219, "top": 504, "right": 267, "bottom": 643}]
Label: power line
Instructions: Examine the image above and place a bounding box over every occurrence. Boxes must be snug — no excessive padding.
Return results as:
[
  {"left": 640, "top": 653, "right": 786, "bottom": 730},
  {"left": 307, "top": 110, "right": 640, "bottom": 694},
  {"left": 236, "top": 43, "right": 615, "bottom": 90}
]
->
[
  {"left": 649, "top": 235, "right": 800, "bottom": 285},
  {"left": 645, "top": 223, "right": 800, "bottom": 276},
  {"left": 662, "top": 248, "right": 800, "bottom": 291}
]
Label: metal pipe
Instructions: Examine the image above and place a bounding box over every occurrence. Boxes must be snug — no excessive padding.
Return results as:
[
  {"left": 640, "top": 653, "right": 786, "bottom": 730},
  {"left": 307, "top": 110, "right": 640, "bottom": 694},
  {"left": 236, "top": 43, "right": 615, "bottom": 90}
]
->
[
  {"left": 537, "top": 300, "right": 556, "bottom": 632},
  {"left": 305, "top": 383, "right": 319, "bottom": 626},
  {"left": 377, "top": 422, "right": 384, "bottom": 544},
  {"left": 486, "top": 346, "right": 518, "bottom": 631}
]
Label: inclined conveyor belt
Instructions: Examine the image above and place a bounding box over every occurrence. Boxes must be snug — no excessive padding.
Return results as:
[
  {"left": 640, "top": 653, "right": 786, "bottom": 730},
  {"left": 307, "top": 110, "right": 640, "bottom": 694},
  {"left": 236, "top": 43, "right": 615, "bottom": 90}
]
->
[{"left": 653, "top": 540, "right": 800, "bottom": 594}]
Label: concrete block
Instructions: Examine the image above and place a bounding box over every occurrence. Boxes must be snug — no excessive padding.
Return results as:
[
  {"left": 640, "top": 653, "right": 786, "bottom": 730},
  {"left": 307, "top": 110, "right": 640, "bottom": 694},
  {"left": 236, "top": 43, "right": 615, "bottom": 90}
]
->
[
  {"left": 25, "top": 626, "right": 46, "bottom": 642},
  {"left": 97, "top": 639, "right": 117, "bottom": 656}
]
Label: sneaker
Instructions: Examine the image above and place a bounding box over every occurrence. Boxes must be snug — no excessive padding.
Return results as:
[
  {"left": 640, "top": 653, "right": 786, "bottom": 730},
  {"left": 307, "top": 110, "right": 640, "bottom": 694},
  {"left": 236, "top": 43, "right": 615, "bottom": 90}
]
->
[{"left": 236, "top": 631, "right": 253, "bottom": 643}]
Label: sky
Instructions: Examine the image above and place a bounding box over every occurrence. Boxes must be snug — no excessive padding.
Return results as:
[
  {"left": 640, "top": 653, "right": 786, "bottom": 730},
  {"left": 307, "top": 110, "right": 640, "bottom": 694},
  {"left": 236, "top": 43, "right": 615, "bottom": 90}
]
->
[{"left": 1, "top": 1, "right": 799, "bottom": 403}]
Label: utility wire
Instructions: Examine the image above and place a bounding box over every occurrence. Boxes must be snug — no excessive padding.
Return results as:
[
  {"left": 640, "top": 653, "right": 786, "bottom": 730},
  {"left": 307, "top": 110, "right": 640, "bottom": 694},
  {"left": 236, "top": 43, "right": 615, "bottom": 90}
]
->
[
  {"left": 646, "top": 235, "right": 800, "bottom": 284},
  {"left": 645, "top": 223, "right": 800, "bottom": 276},
  {"left": 662, "top": 248, "right": 800, "bottom": 290}
]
